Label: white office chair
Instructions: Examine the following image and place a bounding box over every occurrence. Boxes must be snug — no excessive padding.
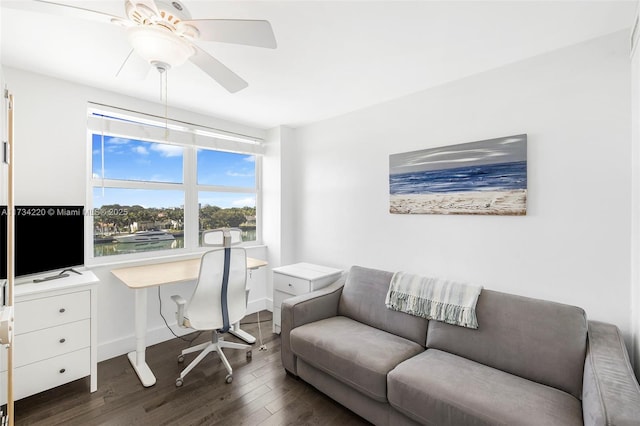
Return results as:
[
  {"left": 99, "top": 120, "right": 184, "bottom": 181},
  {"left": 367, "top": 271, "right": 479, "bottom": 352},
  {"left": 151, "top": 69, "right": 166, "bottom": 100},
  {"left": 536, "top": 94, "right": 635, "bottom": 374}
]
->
[
  {"left": 171, "top": 243, "right": 251, "bottom": 386},
  {"left": 202, "top": 228, "right": 257, "bottom": 345},
  {"left": 202, "top": 227, "right": 243, "bottom": 247}
]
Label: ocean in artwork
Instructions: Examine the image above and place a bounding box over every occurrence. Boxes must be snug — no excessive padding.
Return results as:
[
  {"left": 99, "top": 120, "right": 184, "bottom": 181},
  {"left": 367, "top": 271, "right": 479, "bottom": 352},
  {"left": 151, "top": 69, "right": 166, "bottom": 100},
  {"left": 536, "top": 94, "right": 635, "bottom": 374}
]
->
[
  {"left": 389, "top": 161, "right": 527, "bottom": 195},
  {"left": 389, "top": 135, "right": 527, "bottom": 215}
]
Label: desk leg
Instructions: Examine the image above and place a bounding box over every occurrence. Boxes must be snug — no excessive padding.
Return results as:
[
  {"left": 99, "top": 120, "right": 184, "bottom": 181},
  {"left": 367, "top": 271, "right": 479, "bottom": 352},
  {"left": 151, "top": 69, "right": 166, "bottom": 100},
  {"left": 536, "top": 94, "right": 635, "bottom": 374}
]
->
[
  {"left": 127, "top": 287, "right": 157, "bottom": 387},
  {"left": 229, "top": 322, "right": 256, "bottom": 344}
]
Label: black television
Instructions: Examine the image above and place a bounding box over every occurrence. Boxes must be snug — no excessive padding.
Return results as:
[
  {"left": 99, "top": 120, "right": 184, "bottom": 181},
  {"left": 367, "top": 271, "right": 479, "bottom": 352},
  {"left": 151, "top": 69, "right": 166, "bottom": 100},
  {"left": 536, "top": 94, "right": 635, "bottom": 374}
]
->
[{"left": 1, "top": 205, "right": 85, "bottom": 279}]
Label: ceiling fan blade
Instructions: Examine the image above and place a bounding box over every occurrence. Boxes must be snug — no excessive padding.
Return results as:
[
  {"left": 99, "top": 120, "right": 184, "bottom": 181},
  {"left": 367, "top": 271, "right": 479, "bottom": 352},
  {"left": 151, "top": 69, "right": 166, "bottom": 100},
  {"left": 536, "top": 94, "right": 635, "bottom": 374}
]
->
[
  {"left": 115, "top": 49, "right": 150, "bottom": 80},
  {"left": 181, "top": 19, "right": 277, "bottom": 49},
  {"left": 4, "top": 0, "right": 129, "bottom": 26},
  {"left": 189, "top": 45, "right": 248, "bottom": 93}
]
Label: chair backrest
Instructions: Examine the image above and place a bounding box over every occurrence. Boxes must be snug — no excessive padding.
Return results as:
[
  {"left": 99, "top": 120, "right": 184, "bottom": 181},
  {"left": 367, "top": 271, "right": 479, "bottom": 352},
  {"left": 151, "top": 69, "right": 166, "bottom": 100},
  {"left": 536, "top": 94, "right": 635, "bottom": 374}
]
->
[
  {"left": 202, "top": 228, "right": 243, "bottom": 247},
  {"left": 185, "top": 247, "right": 248, "bottom": 331}
]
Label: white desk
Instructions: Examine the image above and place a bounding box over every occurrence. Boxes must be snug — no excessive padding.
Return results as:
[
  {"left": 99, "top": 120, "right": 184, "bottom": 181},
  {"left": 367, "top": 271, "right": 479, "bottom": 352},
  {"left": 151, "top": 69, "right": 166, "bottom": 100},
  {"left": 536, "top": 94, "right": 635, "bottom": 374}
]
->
[{"left": 111, "top": 256, "right": 267, "bottom": 387}]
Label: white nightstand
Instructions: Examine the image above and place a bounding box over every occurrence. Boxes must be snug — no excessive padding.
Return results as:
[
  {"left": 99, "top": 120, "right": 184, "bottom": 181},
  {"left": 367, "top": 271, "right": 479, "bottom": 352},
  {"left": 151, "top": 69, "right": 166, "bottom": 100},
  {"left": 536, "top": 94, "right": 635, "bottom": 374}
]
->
[{"left": 272, "top": 263, "right": 342, "bottom": 334}]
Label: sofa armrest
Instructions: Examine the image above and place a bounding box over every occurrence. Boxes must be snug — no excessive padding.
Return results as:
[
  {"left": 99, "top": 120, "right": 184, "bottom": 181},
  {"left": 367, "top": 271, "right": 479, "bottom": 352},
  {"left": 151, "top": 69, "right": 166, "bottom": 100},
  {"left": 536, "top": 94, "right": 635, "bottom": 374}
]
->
[
  {"left": 280, "top": 275, "right": 345, "bottom": 375},
  {"left": 582, "top": 320, "right": 640, "bottom": 426}
]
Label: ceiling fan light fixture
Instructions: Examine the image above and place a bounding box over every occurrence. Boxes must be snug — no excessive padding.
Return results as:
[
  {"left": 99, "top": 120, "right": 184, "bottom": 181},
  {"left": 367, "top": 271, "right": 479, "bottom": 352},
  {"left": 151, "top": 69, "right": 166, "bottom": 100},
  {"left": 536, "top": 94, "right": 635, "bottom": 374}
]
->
[
  {"left": 134, "top": 3, "right": 157, "bottom": 20},
  {"left": 127, "top": 26, "right": 195, "bottom": 69}
]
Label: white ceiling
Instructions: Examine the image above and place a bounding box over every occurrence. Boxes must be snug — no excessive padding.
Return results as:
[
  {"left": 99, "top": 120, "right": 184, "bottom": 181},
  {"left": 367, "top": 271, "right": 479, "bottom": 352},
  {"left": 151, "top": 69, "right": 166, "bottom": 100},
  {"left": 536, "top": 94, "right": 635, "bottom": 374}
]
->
[{"left": 0, "top": 1, "right": 636, "bottom": 129}]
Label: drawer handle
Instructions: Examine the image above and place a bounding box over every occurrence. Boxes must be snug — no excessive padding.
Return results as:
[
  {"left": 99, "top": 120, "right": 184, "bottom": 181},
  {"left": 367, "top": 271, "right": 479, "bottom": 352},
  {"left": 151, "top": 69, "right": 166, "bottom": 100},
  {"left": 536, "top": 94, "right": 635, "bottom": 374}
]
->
[
  {"left": 59, "top": 308, "right": 66, "bottom": 313},
  {"left": 59, "top": 368, "right": 66, "bottom": 374},
  {"left": 59, "top": 338, "right": 66, "bottom": 344}
]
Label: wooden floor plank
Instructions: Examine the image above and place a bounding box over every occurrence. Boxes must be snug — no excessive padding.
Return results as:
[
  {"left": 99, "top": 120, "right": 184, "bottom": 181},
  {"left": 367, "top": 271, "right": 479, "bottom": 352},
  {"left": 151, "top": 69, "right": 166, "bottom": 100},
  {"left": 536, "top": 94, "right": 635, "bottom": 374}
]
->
[
  {"left": 15, "top": 312, "right": 370, "bottom": 426},
  {"left": 239, "top": 407, "right": 273, "bottom": 426}
]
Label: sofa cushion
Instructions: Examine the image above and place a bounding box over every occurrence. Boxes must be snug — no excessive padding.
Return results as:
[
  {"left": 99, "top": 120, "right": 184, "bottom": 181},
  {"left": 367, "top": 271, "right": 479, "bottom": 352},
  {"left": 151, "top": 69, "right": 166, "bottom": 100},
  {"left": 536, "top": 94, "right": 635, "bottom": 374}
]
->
[
  {"left": 290, "top": 316, "right": 424, "bottom": 402},
  {"left": 426, "top": 289, "right": 587, "bottom": 399},
  {"left": 388, "top": 349, "right": 583, "bottom": 426},
  {"left": 338, "top": 265, "right": 430, "bottom": 346}
]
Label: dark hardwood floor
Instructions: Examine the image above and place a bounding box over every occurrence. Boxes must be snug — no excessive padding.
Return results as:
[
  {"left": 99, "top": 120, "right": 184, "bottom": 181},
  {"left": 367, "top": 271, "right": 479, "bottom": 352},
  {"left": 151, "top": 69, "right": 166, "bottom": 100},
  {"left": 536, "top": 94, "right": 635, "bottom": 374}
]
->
[{"left": 15, "top": 312, "right": 370, "bottom": 426}]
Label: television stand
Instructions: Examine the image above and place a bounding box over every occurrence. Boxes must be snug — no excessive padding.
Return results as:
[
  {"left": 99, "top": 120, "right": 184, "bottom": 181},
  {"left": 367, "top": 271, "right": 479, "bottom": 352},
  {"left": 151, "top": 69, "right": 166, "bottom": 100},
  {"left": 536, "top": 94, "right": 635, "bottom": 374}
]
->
[{"left": 32, "top": 268, "right": 81, "bottom": 283}]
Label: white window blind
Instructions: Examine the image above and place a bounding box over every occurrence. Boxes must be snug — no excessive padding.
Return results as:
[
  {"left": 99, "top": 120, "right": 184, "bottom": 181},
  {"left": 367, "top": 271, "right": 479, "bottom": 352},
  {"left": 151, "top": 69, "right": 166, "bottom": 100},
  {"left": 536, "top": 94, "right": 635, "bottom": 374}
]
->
[{"left": 87, "top": 103, "right": 264, "bottom": 155}]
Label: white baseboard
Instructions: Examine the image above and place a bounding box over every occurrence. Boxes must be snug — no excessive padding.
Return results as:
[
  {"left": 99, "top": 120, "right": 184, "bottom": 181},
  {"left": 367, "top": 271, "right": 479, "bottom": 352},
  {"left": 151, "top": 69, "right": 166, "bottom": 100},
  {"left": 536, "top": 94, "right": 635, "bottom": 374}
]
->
[{"left": 98, "top": 298, "right": 273, "bottom": 363}]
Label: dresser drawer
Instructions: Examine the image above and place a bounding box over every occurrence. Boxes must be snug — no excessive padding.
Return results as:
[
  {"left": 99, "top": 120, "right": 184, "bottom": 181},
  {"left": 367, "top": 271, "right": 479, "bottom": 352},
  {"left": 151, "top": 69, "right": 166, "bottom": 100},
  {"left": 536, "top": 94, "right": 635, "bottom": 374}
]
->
[
  {"left": 274, "top": 274, "right": 310, "bottom": 296},
  {"left": 15, "top": 290, "right": 90, "bottom": 334},
  {"left": 14, "top": 347, "right": 90, "bottom": 400},
  {"left": 15, "top": 319, "right": 90, "bottom": 368}
]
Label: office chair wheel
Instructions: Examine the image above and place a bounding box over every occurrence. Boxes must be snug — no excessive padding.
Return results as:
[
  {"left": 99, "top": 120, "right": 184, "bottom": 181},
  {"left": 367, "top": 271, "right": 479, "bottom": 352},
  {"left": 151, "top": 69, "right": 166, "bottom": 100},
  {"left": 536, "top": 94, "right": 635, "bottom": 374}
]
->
[
  {"left": 177, "top": 355, "right": 185, "bottom": 363},
  {"left": 246, "top": 350, "right": 252, "bottom": 360},
  {"left": 175, "top": 378, "right": 183, "bottom": 387},
  {"left": 225, "top": 374, "right": 233, "bottom": 384}
]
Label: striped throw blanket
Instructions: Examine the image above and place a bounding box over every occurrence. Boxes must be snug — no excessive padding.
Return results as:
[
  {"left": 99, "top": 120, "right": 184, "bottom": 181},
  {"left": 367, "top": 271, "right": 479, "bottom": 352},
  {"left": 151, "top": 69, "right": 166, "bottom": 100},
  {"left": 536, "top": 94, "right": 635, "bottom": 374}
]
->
[{"left": 385, "top": 271, "right": 483, "bottom": 329}]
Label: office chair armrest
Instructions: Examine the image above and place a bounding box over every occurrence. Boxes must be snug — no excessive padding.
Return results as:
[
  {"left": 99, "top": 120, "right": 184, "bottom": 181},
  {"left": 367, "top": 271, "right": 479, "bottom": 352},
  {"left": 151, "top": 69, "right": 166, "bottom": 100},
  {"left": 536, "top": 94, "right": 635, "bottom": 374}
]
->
[{"left": 171, "top": 295, "right": 187, "bottom": 327}]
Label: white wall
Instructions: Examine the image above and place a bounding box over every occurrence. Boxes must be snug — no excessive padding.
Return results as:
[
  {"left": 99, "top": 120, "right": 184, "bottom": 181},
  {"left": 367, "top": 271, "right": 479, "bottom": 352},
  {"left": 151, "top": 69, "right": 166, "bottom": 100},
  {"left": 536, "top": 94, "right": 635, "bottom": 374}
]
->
[
  {"left": 0, "top": 5, "right": 5, "bottom": 206},
  {"left": 2, "top": 67, "right": 271, "bottom": 361},
  {"left": 291, "top": 31, "right": 634, "bottom": 347},
  {"left": 262, "top": 126, "right": 296, "bottom": 309},
  {"left": 0, "top": 66, "right": 7, "bottom": 207},
  {"left": 630, "top": 0, "right": 640, "bottom": 379}
]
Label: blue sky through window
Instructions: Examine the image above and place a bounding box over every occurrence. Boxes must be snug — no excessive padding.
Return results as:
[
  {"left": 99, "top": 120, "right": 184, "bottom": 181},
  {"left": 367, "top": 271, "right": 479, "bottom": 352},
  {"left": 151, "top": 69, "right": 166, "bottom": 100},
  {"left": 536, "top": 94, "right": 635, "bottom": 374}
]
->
[
  {"left": 197, "top": 148, "right": 255, "bottom": 187},
  {"left": 199, "top": 192, "right": 256, "bottom": 209},
  {"left": 92, "top": 134, "right": 183, "bottom": 183},
  {"left": 92, "top": 134, "right": 257, "bottom": 209},
  {"left": 93, "top": 188, "right": 184, "bottom": 209}
]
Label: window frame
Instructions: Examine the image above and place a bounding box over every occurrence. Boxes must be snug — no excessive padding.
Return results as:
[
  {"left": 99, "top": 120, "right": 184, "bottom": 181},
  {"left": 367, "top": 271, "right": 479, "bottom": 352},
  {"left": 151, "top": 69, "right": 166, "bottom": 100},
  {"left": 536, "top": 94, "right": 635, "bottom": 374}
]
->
[{"left": 86, "top": 106, "right": 263, "bottom": 266}]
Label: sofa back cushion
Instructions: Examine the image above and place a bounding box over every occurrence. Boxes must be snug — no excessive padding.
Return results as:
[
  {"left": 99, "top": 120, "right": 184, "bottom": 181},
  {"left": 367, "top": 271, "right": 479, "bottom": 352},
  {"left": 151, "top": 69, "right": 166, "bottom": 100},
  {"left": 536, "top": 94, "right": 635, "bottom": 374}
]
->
[
  {"left": 426, "top": 289, "right": 588, "bottom": 399},
  {"left": 338, "top": 265, "right": 429, "bottom": 346}
]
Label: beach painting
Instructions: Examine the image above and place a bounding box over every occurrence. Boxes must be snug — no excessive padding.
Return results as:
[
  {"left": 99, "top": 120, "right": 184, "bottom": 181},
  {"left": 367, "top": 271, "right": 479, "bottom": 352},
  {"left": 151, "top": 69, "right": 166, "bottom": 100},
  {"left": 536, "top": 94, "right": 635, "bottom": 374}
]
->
[{"left": 389, "top": 134, "right": 527, "bottom": 215}]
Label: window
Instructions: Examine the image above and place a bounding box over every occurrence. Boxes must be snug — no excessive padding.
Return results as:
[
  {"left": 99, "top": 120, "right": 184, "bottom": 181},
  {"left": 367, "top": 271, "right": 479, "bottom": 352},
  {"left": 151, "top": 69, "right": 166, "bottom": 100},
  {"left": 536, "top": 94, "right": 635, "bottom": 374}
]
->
[
  {"left": 88, "top": 105, "right": 262, "bottom": 260},
  {"left": 197, "top": 148, "right": 257, "bottom": 245}
]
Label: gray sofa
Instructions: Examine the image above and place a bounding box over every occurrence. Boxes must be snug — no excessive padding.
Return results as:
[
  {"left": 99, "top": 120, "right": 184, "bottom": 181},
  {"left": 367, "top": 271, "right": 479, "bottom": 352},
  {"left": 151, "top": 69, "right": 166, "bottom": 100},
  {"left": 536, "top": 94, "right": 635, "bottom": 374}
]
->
[{"left": 280, "top": 265, "right": 640, "bottom": 425}]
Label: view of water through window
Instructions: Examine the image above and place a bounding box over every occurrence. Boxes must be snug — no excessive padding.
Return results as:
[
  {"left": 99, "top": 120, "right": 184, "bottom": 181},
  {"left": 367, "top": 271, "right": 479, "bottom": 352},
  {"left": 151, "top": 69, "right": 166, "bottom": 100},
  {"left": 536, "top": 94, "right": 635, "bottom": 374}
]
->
[{"left": 91, "top": 133, "right": 257, "bottom": 257}]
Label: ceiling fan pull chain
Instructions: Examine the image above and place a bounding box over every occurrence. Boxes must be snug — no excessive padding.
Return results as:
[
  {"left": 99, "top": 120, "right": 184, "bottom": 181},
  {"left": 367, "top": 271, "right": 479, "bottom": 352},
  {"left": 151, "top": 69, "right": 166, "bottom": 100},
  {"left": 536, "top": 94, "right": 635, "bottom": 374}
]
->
[
  {"left": 158, "top": 69, "right": 169, "bottom": 140},
  {"left": 164, "top": 71, "right": 169, "bottom": 140},
  {"left": 101, "top": 124, "right": 105, "bottom": 196}
]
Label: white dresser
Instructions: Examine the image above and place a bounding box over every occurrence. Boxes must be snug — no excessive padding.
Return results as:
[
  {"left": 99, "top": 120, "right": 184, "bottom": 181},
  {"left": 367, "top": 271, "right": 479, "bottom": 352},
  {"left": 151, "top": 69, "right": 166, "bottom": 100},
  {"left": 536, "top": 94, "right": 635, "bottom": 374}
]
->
[
  {"left": 0, "top": 271, "right": 99, "bottom": 403},
  {"left": 272, "top": 263, "right": 342, "bottom": 334}
]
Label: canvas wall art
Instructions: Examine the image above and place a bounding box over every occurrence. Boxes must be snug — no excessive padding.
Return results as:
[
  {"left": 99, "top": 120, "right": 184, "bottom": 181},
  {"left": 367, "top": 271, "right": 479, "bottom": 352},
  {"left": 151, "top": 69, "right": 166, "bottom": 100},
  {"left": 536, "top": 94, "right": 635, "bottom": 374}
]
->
[{"left": 389, "top": 134, "right": 527, "bottom": 215}]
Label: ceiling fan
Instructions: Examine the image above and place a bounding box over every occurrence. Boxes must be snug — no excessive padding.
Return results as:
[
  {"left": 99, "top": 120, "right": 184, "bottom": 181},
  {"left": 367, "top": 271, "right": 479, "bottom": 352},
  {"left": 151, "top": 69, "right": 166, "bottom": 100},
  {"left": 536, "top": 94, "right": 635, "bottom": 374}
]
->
[{"left": 7, "top": 0, "right": 277, "bottom": 93}]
